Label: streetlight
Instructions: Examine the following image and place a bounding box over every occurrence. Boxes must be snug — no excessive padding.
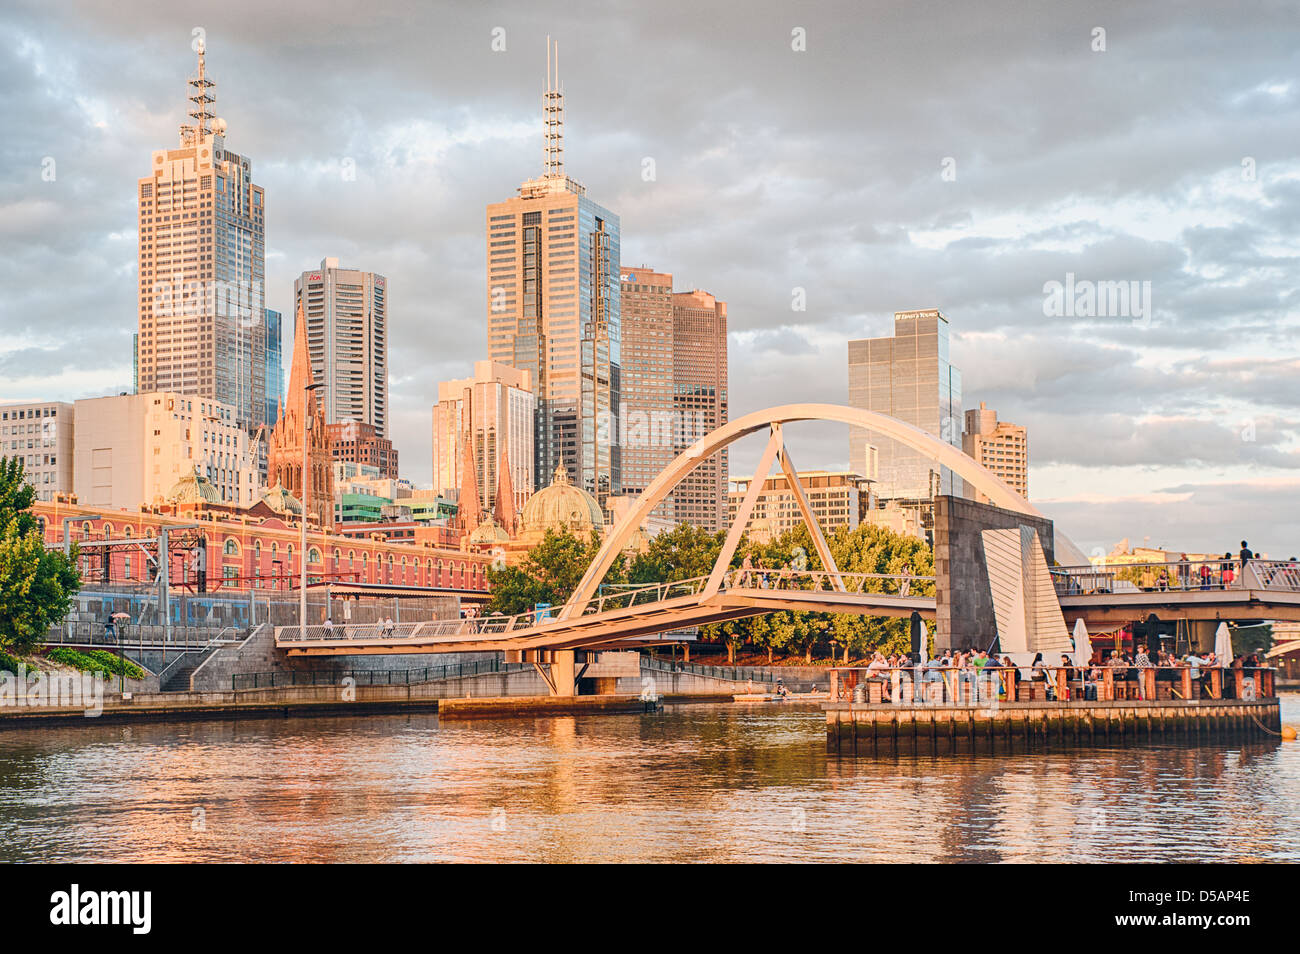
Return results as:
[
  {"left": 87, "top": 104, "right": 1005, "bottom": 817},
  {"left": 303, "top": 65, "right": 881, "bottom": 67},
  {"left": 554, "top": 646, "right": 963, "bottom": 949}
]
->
[{"left": 301, "top": 382, "right": 325, "bottom": 635}]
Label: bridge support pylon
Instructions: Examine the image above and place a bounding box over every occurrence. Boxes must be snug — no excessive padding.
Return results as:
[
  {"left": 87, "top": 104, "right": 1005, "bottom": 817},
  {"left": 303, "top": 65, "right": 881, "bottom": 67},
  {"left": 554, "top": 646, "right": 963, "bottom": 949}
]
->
[{"left": 510, "top": 649, "right": 582, "bottom": 696}]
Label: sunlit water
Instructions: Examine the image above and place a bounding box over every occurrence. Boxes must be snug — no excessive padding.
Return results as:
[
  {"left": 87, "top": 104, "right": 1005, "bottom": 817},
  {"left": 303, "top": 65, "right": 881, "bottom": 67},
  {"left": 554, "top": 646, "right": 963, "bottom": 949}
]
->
[{"left": 1, "top": 695, "right": 1296, "bottom": 862}]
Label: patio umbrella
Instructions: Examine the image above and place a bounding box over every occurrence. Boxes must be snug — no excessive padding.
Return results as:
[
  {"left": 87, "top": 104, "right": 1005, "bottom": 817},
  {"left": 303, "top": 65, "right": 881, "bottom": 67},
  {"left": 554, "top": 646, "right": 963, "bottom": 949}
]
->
[
  {"left": 917, "top": 619, "right": 929, "bottom": 665},
  {"left": 1072, "top": 618, "right": 1092, "bottom": 667},
  {"left": 110, "top": 612, "right": 131, "bottom": 620},
  {"left": 1214, "top": 622, "right": 1233, "bottom": 666}
]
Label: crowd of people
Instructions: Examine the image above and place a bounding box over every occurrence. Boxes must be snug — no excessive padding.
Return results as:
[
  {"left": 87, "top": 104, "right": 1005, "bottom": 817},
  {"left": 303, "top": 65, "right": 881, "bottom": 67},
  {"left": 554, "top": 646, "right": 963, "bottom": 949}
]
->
[{"left": 844, "top": 644, "right": 1267, "bottom": 704}]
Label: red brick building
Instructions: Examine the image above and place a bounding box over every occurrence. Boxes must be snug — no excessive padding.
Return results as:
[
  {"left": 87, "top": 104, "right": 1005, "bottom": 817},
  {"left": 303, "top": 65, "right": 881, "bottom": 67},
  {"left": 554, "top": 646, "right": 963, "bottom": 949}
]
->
[{"left": 327, "top": 419, "right": 398, "bottom": 479}]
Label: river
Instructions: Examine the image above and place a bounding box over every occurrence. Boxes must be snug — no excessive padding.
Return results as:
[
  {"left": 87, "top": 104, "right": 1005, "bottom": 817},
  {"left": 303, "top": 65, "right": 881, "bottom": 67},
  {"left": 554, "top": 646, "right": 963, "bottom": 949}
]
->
[{"left": 1, "top": 695, "right": 1296, "bottom": 863}]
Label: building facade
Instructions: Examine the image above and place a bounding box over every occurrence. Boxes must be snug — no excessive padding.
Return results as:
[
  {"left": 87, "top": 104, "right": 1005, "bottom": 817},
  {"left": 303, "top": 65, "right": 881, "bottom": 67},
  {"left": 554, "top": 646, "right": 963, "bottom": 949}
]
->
[
  {"left": 619, "top": 267, "right": 676, "bottom": 523},
  {"left": 328, "top": 419, "right": 397, "bottom": 479},
  {"left": 485, "top": 43, "right": 620, "bottom": 505},
  {"left": 727, "top": 471, "right": 875, "bottom": 540},
  {"left": 293, "top": 257, "right": 389, "bottom": 437},
  {"left": 433, "top": 361, "right": 535, "bottom": 520},
  {"left": 0, "top": 401, "right": 74, "bottom": 501},
  {"left": 848, "top": 308, "right": 963, "bottom": 502},
  {"left": 72, "top": 392, "right": 257, "bottom": 511},
  {"left": 264, "top": 307, "right": 283, "bottom": 426},
  {"left": 136, "top": 47, "right": 268, "bottom": 430},
  {"left": 671, "top": 288, "right": 729, "bottom": 531},
  {"left": 963, "top": 401, "right": 1028, "bottom": 501},
  {"left": 266, "top": 304, "right": 333, "bottom": 528},
  {"left": 35, "top": 500, "right": 490, "bottom": 594}
]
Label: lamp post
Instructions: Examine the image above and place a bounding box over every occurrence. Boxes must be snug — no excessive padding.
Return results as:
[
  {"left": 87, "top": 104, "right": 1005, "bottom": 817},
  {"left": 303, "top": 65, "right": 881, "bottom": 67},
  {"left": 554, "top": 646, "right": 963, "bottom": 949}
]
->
[{"left": 301, "top": 382, "right": 324, "bottom": 635}]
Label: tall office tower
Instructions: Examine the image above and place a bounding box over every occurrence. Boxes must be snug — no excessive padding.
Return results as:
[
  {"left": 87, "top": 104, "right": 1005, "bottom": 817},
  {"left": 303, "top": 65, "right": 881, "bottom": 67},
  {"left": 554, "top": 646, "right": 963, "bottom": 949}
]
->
[
  {"left": 432, "top": 361, "right": 535, "bottom": 518},
  {"left": 847, "top": 309, "right": 963, "bottom": 502},
  {"left": 263, "top": 308, "right": 283, "bottom": 426},
  {"left": 136, "top": 46, "right": 267, "bottom": 430},
  {"left": 293, "top": 258, "right": 389, "bottom": 437},
  {"left": 485, "top": 39, "right": 621, "bottom": 506},
  {"left": 963, "top": 401, "right": 1028, "bottom": 502},
  {"left": 671, "top": 289, "right": 729, "bottom": 530},
  {"left": 619, "top": 266, "right": 676, "bottom": 522}
]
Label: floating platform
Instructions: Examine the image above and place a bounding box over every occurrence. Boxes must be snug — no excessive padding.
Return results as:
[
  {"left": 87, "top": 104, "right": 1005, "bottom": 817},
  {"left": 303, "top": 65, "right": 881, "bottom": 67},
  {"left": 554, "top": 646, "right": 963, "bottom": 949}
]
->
[{"left": 825, "top": 699, "right": 1283, "bottom": 754}]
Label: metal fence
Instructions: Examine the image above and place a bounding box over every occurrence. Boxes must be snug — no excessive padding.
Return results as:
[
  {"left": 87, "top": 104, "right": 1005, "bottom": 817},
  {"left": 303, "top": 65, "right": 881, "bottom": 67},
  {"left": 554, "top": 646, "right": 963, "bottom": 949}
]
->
[
  {"left": 230, "top": 658, "right": 528, "bottom": 690},
  {"left": 1052, "top": 559, "right": 1300, "bottom": 596}
]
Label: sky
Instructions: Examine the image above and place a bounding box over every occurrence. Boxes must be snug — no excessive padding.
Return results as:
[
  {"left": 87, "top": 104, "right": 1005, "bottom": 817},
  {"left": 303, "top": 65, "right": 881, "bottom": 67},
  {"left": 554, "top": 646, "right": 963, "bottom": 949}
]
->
[{"left": 0, "top": 0, "right": 1297, "bottom": 556}]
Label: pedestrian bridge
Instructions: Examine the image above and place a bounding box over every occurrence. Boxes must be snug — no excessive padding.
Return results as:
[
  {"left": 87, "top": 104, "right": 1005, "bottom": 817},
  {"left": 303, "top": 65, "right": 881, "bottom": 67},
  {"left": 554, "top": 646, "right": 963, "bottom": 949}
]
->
[
  {"left": 1053, "top": 560, "right": 1300, "bottom": 628},
  {"left": 276, "top": 569, "right": 935, "bottom": 656}
]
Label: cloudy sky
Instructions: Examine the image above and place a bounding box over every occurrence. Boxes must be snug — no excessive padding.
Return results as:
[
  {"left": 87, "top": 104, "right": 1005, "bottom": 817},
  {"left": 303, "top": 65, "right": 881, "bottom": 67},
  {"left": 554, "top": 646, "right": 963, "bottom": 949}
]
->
[{"left": 1, "top": 0, "right": 1297, "bottom": 556}]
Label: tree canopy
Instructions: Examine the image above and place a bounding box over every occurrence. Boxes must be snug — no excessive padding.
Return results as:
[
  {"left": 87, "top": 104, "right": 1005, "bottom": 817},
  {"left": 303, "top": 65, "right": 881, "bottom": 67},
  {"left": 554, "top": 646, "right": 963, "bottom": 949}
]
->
[
  {"left": 482, "top": 517, "right": 932, "bottom": 662},
  {"left": 0, "top": 458, "right": 80, "bottom": 653}
]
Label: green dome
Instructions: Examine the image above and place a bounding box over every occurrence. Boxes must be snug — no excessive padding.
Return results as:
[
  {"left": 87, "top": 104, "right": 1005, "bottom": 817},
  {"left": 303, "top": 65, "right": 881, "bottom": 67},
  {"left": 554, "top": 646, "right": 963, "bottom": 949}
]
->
[{"left": 168, "top": 466, "right": 222, "bottom": 505}]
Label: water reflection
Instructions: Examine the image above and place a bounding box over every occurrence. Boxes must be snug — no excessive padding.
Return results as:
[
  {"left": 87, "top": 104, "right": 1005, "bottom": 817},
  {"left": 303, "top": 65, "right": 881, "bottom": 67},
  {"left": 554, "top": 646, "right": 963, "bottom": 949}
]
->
[{"left": 0, "top": 696, "right": 1295, "bottom": 862}]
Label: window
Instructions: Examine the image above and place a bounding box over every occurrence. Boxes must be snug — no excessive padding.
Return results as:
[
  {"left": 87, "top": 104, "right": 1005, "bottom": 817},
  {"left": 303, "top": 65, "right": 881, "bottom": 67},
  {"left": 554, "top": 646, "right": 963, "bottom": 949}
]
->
[
  {"left": 308, "top": 547, "right": 322, "bottom": 564},
  {"left": 224, "top": 538, "right": 239, "bottom": 556}
]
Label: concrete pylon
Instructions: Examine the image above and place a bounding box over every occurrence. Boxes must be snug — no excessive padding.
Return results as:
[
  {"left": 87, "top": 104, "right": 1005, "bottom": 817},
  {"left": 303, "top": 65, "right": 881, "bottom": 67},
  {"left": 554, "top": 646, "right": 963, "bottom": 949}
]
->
[{"left": 550, "top": 650, "right": 577, "bottom": 697}]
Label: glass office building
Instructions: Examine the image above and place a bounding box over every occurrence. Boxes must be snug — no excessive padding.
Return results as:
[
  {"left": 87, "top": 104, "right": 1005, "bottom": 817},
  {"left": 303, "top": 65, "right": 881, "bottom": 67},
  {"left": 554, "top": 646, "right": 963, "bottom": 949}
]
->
[{"left": 848, "top": 309, "right": 963, "bottom": 501}]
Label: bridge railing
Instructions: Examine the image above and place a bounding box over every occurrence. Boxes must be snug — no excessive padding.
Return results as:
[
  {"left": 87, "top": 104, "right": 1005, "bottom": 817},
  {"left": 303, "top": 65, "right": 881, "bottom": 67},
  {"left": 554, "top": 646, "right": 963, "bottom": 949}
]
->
[
  {"left": 275, "top": 569, "right": 935, "bottom": 645},
  {"left": 829, "top": 664, "right": 1278, "bottom": 705},
  {"left": 1051, "top": 559, "right": 1300, "bottom": 596}
]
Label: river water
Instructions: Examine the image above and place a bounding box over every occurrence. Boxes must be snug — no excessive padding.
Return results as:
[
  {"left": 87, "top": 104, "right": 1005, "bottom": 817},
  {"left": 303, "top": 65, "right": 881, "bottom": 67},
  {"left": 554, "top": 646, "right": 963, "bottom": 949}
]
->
[{"left": 1, "top": 695, "right": 1296, "bottom": 863}]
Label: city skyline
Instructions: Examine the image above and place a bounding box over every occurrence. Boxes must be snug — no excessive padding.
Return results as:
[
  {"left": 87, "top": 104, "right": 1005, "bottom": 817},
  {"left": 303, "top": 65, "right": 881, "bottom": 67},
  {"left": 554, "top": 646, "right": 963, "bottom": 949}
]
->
[{"left": 2, "top": 1, "right": 1298, "bottom": 554}]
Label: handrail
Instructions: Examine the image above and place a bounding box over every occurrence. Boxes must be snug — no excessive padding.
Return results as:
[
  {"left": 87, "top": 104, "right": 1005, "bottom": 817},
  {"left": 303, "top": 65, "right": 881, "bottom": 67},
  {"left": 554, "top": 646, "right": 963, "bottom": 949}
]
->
[
  {"left": 230, "top": 658, "right": 529, "bottom": 690},
  {"left": 826, "top": 664, "right": 1278, "bottom": 705},
  {"left": 155, "top": 630, "right": 235, "bottom": 687},
  {"left": 1052, "top": 559, "right": 1300, "bottom": 594},
  {"left": 276, "top": 569, "right": 933, "bottom": 645}
]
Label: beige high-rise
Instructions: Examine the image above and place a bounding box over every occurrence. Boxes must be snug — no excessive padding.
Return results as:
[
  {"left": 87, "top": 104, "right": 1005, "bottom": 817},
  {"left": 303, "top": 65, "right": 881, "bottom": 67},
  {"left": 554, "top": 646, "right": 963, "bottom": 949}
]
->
[
  {"left": 485, "top": 42, "right": 621, "bottom": 504},
  {"left": 136, "top": 47, "right": 266, "bottom": 430},
  {"left": 432, "top": 361, "right": 535, "bottom": 518},
  {"left": 293, "top": 258, "right": 389, "bottom": 438},
  {"left": 619, "top": 267, "right": 676, "bottom": 522},
  {"left": 963, "top": 402, "right": 1028, "bottom": 501},
  {"left": 671, "top": 289, "right": 728, "bottom": 531}
]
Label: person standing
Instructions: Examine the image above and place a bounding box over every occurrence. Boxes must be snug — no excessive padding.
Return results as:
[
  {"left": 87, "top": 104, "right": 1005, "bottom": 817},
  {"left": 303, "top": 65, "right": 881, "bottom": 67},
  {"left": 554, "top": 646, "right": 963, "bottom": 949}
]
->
[{"left": 1239, "top": 540, "right": 1254, "bottom": 573}]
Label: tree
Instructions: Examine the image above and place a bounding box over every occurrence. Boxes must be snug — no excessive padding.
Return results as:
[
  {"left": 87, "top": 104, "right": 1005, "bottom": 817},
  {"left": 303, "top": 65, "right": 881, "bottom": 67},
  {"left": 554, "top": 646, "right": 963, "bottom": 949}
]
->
[
  {"left": 484, "top": 527, "right": 625, "bottom": 617},
  {"left": 0, "top": 458, "right": 80, "bottom": 654}
]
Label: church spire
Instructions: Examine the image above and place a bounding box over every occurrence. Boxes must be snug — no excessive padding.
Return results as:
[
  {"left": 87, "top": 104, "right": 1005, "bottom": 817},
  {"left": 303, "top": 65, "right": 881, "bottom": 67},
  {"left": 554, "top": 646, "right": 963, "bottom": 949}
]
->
[
  {"left": 458, "top": 428, "right": 481, "bottom": 533},
  {"left": 495, "top": 443, "right": 517, "bottom": 534}
]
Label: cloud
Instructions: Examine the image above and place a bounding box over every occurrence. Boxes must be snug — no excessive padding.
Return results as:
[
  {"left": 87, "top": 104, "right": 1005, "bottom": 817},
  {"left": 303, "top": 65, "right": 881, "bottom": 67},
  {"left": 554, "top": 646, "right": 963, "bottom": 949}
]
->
[{"left": 0, "top": 0, "right": 1297, "bottom": 552}]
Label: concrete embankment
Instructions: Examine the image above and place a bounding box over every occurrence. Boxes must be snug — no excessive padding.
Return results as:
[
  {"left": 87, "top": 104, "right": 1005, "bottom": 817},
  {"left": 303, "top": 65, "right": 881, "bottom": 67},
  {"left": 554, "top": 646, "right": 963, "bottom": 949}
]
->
[{"left": 0, "top": 664, "right": 746, "bottom": 727}]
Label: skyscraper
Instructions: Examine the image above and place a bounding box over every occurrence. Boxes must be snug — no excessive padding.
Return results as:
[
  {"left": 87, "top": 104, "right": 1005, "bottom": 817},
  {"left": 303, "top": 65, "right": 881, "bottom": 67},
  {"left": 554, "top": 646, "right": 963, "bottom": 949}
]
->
[
  {"left": 136, "top": 46, "right": 267, "bottom": 430},
  {"left": 619, "top": 266, "right": 676, "bottom": 522},
  {"left": 671, "top": 289, "right": 729, "bottom": 531},
  {"left": 847, "top": 309, "right": 963, "bottom": 502},
  {"left": 485, "top": 39, "right": 621, "bottom": 506},
  {"left": 963, "top": 402, "right": 1028, "bottom": 502},
  {"left": 263, "top": 307, "right": 283, "bottom": 427},
  {"left": 293, "top": 258, "right": 389, "bottom": 438}
]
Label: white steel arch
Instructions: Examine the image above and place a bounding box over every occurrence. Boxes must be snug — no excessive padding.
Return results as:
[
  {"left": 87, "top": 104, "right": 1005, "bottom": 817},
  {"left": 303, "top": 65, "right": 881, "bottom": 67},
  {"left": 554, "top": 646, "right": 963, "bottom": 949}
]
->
[{"left": 563, "top": 403, "right": 1043, "bottom": 617}]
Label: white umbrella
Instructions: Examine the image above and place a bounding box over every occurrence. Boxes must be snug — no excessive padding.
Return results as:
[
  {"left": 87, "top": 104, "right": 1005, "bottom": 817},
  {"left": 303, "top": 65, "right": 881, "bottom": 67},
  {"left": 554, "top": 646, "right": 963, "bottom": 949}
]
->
[
  {"left": 1072, "top": 618, "right": 1092, "bottom": 668},
  {"left": 917, "top": 619, "right": 929, "bottom": 665},
  {"left": 1214, "top": 622, "right": 1233, "bottom": 666}
]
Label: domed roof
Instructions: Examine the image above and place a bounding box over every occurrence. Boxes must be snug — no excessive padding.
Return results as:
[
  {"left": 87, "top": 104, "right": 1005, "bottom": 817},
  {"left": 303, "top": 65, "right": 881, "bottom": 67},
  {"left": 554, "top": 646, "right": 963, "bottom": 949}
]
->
[
  {"left": 168, "top": 466, "right": 222, "bottom": 505},
  {"left": 466, "top": 516, "right": 512, "bottom": 546},
  {"left": 522, "top": 465, "right": 604, "bottom": 534},
  {"left": 259, "top": 482, "right": 303, "bottom": 515}
]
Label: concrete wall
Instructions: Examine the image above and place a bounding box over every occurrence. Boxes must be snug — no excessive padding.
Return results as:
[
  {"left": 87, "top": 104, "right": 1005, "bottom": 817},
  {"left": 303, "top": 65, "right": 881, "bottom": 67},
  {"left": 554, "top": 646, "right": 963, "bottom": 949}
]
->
[
  {"left": 188, "top": 623, "right": 503, "bottom": 692},
  {"left": 933, "top": 495, "right": 1056, "bottom": 653}
]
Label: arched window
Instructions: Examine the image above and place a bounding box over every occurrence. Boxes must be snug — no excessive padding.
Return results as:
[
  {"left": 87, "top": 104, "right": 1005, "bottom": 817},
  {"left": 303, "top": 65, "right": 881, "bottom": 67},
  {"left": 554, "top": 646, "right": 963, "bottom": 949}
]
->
[
  {"left": 224, "top": 538, "right": 239, "bottom": 556},
  {"left": 103, "top": 522, "right": 114, "bottom": 539},
  {"left": 348, "top": 550, "right": 355, "bottom": 569},
  {"left": 123, "top": 526, "right": 133, "bottom": 538},
  {"left": 82, "top": 521, "right": 92, "bottom": 539},
  {"left": 308, "top": 547, "right": 322, "bottom": 564},
  {"left": 333, "top": 548, "right": 341, "bottom": 571},
  {"left": 254, "top": 539, "right": 261, "bottom": 559}
]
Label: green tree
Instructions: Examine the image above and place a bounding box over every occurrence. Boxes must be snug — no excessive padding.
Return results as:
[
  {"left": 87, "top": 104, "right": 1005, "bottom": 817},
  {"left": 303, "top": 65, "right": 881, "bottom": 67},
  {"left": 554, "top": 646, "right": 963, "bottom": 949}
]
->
[
  {"left": 0, "top": 458, "right": 80, "bottom": 654},
  {"left": 484, "top": 527, "right": 625, "bottom": 617}
]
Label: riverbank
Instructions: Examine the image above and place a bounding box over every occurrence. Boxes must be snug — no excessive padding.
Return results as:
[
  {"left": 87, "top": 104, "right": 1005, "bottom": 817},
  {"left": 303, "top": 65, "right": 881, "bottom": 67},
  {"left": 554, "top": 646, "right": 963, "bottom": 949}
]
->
[{"left": 0, "top": 682, "right": 737, "bottom": 727}]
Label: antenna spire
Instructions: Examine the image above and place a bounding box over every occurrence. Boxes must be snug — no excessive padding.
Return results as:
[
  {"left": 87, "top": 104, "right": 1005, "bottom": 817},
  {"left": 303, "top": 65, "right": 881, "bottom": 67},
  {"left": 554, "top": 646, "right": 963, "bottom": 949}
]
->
[
  {"left": 542, "top": 36, "right": 564, "bottom": 177},
  {"left": 180, "top": 43, "right": 216, "bottom": 145}
]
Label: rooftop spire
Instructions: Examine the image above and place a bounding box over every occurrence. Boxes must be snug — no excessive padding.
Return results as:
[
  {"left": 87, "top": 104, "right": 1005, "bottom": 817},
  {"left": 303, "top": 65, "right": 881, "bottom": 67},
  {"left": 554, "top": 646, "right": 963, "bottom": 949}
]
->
[
  {"left": 542, "top": 36, "right": 564, "bottom": 177},
  {"left": 179, "top": 43, "right": 217, "bottom": 145}
]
